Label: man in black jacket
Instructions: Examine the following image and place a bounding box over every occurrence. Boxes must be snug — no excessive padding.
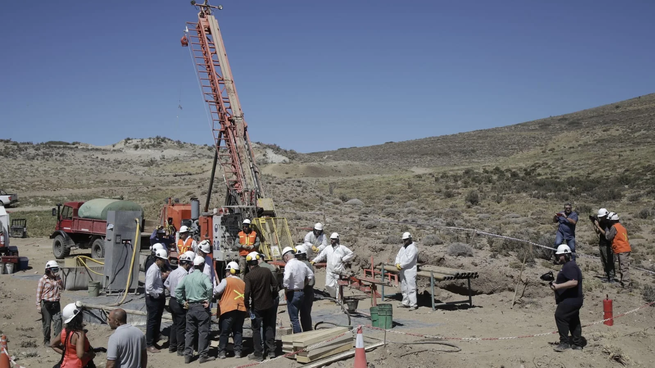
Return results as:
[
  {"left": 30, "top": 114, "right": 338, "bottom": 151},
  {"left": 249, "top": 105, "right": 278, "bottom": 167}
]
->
[
  {"left": 550, "top": 244, "right": 584, "bottom": 352},
  {"left": 244, "top": 252, "right": 278, "bottom": 361}
]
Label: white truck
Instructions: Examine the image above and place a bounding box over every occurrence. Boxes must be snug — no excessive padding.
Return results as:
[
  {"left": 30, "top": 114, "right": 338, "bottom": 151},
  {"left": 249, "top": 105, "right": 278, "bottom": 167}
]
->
[{"left": 0, "top": 190, "right": 18, "bottom": 207}]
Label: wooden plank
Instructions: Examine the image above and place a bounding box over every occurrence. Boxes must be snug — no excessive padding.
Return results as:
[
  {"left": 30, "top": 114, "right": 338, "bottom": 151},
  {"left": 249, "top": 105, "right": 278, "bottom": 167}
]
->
[
  {"left": 296, "top": 343, "right": 352, "bottom": 364},
  {"left": 293, "top": 329, "right": 350, "bottom": 348},
  {"left": 297, "top": 336, "right": 353, "bottom": 357}
]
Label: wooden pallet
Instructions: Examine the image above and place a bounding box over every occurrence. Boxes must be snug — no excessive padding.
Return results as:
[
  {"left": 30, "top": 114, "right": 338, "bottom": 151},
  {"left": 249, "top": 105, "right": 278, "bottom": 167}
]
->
[{"left": 281, "top": 327, "right": 353, "bottom": 363}]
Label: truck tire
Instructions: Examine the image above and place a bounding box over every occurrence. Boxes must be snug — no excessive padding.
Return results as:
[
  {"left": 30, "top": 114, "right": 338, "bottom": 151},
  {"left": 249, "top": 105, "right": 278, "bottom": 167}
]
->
[
  {"left": 52, "top": 235, "right": 70, "bottom": 259},
  {"left": 91, "top": 238, "right": 105, "bottom": 259}
]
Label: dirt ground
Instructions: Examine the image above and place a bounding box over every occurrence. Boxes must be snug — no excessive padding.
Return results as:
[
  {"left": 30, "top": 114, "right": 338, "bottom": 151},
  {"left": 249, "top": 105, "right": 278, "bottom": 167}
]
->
[{"left": 2, "top": 238, "right": 655, "bottom": 368}]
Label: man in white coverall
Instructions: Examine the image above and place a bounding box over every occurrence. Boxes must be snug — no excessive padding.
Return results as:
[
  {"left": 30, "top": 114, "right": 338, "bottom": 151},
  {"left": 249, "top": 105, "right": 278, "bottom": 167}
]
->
[
  {"left": 311, "top": 232, "right": 354, "bottom": 300},
  {"left": 395, "top": 232, "right": 418, "bottom": 310},
  {"left": 304, "top": 223, "right": 328, "bottom": 259}
]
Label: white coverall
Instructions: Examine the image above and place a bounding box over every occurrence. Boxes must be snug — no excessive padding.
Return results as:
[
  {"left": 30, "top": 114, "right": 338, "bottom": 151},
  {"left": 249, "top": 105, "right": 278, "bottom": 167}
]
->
[
  {"left": 395, "top": 242, "right": 418, "bottom": 308},
  {"left": 304, "top": 231, "right": 329, "bottom": 259},
  {"left": 312, "top": 243, "right": 354, "bottom": 300}
]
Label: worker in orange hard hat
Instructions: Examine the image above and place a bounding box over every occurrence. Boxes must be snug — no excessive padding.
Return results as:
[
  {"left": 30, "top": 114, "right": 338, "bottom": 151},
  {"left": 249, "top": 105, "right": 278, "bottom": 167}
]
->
[{"left": 238, "top": 219, "right": 260, "bottom": 277}]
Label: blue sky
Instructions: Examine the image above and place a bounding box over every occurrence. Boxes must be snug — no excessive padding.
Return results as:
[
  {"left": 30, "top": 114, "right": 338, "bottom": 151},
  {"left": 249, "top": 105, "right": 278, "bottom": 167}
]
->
[{"left": 1, "top": 1, "right": 654, "bottom": 153}]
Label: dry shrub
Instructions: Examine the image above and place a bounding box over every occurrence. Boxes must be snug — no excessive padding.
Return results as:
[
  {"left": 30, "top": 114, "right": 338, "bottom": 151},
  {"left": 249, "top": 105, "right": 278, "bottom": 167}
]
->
[
  {"left": 422, "top": 234, "right": 444, "bottom": 246},
  {"left": 447, "top": 242, "right": 473, "bottom": 257}
]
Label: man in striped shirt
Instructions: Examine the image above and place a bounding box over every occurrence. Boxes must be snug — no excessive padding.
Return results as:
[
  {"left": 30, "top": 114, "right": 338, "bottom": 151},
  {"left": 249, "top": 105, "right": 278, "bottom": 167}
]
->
[{"left": 36, "top": 260, "right": 63, "bottom": 346}]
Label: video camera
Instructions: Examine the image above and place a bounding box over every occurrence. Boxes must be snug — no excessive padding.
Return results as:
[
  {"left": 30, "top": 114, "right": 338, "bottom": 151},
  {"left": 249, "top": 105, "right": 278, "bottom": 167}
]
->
[
  {"left": 588, "top": 214, "right": 598, "bottom": 223},
  {"left": 540, "top": 271, "right": 555, "bottom": 286}
]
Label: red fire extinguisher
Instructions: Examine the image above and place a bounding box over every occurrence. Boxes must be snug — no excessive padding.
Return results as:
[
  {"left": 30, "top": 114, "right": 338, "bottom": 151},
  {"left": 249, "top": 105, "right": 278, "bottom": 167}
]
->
[
  {"left": 603, "top": 294, "right": 613, "bottom": 326},
  {"left": 0, "top": 231, "right": 5, "bottom": 248}
]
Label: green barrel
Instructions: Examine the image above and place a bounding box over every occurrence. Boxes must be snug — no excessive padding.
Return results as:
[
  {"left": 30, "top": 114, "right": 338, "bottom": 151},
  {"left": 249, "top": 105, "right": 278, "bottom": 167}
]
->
[
  {"left": 88, "top": 281, "right": 101, "bottom": 297},
  {"left": 369, "top": 306, "right": 379, "bottom": 327},
  {"left": 377, "top": 303, "right": 393, "bottom": 329}
]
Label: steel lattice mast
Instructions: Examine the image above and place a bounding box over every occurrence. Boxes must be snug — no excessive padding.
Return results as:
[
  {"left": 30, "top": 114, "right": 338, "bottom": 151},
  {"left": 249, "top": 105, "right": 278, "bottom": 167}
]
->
[{"left": 183, "top": 1, "right": 264, "bottom": 217}]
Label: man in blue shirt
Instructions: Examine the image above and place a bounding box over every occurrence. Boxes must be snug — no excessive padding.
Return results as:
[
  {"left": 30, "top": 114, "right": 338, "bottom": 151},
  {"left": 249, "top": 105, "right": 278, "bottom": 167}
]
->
[
  {"left": 550, "top": 244, "right": 583, "bottom": 352},
  {"left": 553, "top": 203, "right": 578, "bottom": 260}
]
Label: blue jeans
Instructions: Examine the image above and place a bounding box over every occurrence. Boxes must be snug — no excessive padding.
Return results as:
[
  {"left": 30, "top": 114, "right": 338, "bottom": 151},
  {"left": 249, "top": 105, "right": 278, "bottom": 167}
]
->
[
  {"left": 555, "top": 233, "right": 576, "bottom": 261},
  {"left": 300, "top": 286, "right": 314, "bottom": 332},
  {"left": 286, "top": 290, "right": 305, "bottom": 333},
  {"left": 219, "top": 310, "right": 245, "bottom": 353}
]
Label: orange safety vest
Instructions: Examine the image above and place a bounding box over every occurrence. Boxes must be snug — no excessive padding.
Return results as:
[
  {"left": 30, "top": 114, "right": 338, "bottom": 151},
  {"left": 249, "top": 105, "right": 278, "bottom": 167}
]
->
[
  {"left": 611, "top": 223, "right": 631, "bottom": 254},
  {"left": 238, "top": 231, "right": 258, "bottom": 256},
  {"left": 177, "top": 237, "right": 194, "bottom": 254},
  {"left": 219, "top": 276, "right": 246, "bottom": 315}
]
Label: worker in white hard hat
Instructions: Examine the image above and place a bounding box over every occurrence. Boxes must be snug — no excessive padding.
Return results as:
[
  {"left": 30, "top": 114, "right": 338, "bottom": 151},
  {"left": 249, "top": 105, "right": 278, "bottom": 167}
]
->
[
  {"left": 37, "top": 260, "right": 64, "bottom": 346},
  {"left": 214, "top": 261, "right": 247, "bottom": 359},
  {"left": 176, "top": 225, "right": 196, "bottom": 255},
  {"left": 294, "top": 244, "right": 316, "bottom": 331},
  {"left": 238, "top": 219, "right": 260, "bottom": 276},
  {"left": 591, "top": 208, "right": 615, "bottom": 283},
  {"left": 196, "top": 240, "right": 216, "bottom": 286},
  {"left": 243, "top": 251, "right": 278, "bottom": 361},
  {"left": 311, "top": 232, "right": 354, "bottom": 300},
  {"left": 304, "top": 222, "right": 328, "bottom": 259},
  {"left": 175, "top": 255, "right": 215, "bottom": 363},
  {"left": 395, "top": 232, "right": 418, "bottom": 310},
  {"left": 164, "top": 251, "right": 194, "bottom": 355},
  {"left": 144, "top": 243, "right": 172, "bottom": 274},
  {"left": 145, "top": 248, "right": 170, "bottom": 353},
  {"left": 550, "top": 244, "right": 583, "bottom": 352},
  {"left": 51, "top": 302, "right": 96, "bottom": 366},
  {"left": 604, "top": 213, "right": 632, "bottom": 290},
  {"left": 282, "top": 246, "right": 314, "bottom": 333}
]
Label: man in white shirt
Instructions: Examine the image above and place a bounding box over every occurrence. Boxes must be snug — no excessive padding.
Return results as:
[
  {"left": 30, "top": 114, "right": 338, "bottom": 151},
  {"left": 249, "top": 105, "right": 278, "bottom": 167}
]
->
[
  {"left": 303, "top": 223, "right": 328, "bottom": 259},
  {"left": 106, "top": 308, "right": 147, "bottom": 368},
  {"left": 395, "top": 232, "right": 418, "bottom": 310},
  {"left": 282, "top": 247, "right": 314, "bottom": 333},
  {"left": 311, "top": 233, "right": 354, "bottom": 301},
  {"left": 145, "top": 248, "right": 169, "bottom": 353}
]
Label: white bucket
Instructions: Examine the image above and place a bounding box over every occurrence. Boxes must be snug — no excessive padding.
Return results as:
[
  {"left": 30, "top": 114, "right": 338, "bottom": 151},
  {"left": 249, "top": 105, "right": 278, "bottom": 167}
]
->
[
  {"left": 5, "top": 263, "right": 14, "bottom": 274},
  {"left": 0, "top": 262, "right": 5, "bottom": 274}
]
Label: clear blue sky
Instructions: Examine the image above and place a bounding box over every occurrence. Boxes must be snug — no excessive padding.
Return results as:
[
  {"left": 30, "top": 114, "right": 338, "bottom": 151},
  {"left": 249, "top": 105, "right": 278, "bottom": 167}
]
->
[{"left": 2, "top": 1, "right": 654, "bottom": 153}]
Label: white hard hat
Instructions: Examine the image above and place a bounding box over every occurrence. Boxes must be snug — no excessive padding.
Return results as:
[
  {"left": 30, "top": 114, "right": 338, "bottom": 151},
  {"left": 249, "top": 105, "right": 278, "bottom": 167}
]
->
[
  {"left": 555, "top": 244, "right": 571, "bottom": 255},
  {"left": 402, "top": 232, "right": 412, "bottom": 240},
  {"left": 282, "top": 246, "right": 295, "bottom": 256},
  {"left": 330, "top": 232, "right": 339, "bottom": 239},
  {"left": 246, "top": 251, "right": 260, "bottom": 263},
  {"left": 45, "top": 260, "right": 60, "bottom": 270},
  {"left": 179, "top": 225, "right": 190, "bottom": 233},
  {"left": 179, "top": 252, "right": 192, "bottom": 262},
  {"left": 314, "top": 223, "right": 323, "bottom": 231},
  {"left": 198, "top": 240, "right": 211, "bottom": 254},
  {"left": 295, "top": 244, "right": 307, "bottom": 255},
  {"left": 609, "top": 213, "right": 620, "bottom": 221},
  {"left": 226, "top": 261, "right": 240, "bottom": 271},
  {"left": 155, "top": 248, "right": 168, "bottom": 260},
  {"left": 243, "top": 219, "right": 251, "bottom": 225},
  {"left": 184, "top": 251, "right": 196, "bottom": 260},
  {"left": 193, "top": 255, "right": 205, "bottom": 266},
  {"left": 150, "top": 243, "right": 165, "bottom": 252},
  {"left": 62, "top": 302, "right": 81, "bottom": 324},
  {"left": 597, "top": 208, "right": 609, "bottom": 217}
]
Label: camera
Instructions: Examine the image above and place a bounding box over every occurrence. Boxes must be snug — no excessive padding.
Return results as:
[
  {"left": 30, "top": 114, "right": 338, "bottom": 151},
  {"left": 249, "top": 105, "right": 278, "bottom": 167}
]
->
[
  {"left": 589, "top": 215, "right": 598, "bottom": 223},
  {"left": 540, "top": 271, "right": 554, "bottom": 286}
]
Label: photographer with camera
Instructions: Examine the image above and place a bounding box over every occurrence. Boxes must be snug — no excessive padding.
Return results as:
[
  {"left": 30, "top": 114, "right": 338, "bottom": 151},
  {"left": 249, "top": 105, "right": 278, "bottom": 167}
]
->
[
  {"left": 590, "top": 208, "right": 615, "bottom": 283},
  {"left": 553, "top": 203, "right": 578, "bottom": 261},
  {"left": 550, "top": 244, "right": 584, "bottom": 352}
]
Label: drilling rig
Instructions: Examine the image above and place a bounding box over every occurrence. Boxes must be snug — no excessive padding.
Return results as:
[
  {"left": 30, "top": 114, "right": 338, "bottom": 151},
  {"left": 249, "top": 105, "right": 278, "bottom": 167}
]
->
[{"left": 160, "top": 0, "right": 293, "bottom": 270}]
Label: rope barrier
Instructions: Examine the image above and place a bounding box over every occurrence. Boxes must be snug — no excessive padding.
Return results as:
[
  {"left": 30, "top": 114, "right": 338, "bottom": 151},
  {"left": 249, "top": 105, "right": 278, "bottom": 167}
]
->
[{"left": 363, "top": 300, "right": 655, "bottom": 342}]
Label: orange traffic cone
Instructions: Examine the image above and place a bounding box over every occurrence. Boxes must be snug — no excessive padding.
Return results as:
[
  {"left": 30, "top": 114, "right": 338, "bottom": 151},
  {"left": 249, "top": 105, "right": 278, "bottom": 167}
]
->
[
  {"left": 0, "top": 335, "right": 10, "bottom": 368},
  {"left": 354, "top": 326, "right": 367, "bottom": 368}
]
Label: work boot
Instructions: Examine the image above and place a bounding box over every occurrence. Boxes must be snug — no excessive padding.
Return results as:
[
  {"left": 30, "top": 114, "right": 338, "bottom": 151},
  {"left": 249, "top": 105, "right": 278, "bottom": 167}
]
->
[
  {"left": 177, "top": 350, "right": 184, "bottom": 357},
  {"left": 198, "top": 355, "right": 216, "bottom": 364},
  {"left": 234, "top": 350, "right": 242, "bottom": 358},
  {"left": 147, "top": 346, "right": 160, "bottom": 353},
  {"left": 248, "top": 353, "right": 264, "bottom": 362},
  {"left": 553, "top": 343, "right": 570, "bottom": 352},
  {"left": 571, "top": 345, "right": 583, "bottom": 350},
  {"left": 184, "top": 355, "right": 192, "bottom": 364},
  {"left": 409, "top": 306, "right": 418, "bottom": 311},
  {"left": 267, "top": 352, "right": 276, "bottom": 359},
  {"left": 217, "top": 351, "right": 226, "bottom": 359}
]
